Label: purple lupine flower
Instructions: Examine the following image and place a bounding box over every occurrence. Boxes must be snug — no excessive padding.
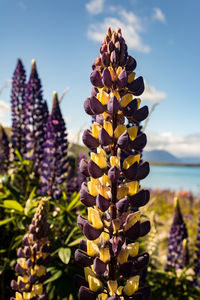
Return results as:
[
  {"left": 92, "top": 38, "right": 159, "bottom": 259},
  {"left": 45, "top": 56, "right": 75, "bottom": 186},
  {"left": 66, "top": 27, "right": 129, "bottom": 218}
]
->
[
  {"left": 11, "top": 58, "right": 26, "bottom": 158},
  {"left": 39, "top": 92, "right": 68, "bottom": 199},
  {"left": 77, "top": 153, "right": 87, "bottom": 191},
  {"left": 0, "top": 126, "right": 10, "bottom": 173},
  {"left": 23, "top": 60, "right": 47, "bottom": 173},
  {"left": 165, "top": 197, "right": 188, "bottom": 271},
  {"left": 194, "top": 205, "right": 200, "bottom": 287},
  {"left": 76, "top": 27, "right": 151, "bottom": 300},
  {"left": 10, "top": 199, "right": 50, "bottom": 300}
]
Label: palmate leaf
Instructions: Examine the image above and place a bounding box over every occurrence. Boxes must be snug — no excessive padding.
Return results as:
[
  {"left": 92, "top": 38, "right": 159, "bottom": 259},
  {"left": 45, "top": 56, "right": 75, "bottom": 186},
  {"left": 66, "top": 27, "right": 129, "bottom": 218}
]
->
[
  {"left": 66, "top": 192, "right": 80, "bottom": 212},
  {"left": 58, "top": 248, "right": 71, "bottom": 264},
  {"left": 45, "top": 268, "right": 63, "bottom": 283}
]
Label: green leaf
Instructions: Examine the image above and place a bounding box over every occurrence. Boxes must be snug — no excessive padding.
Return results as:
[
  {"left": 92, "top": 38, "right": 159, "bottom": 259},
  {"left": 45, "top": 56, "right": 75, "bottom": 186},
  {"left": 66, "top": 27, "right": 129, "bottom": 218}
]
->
[
  {"left": 58, "top": 248, "right": 71, "bottom": 264},
  {"left": 0, "top": 217, "right": 15, "bottom": 226},
  {"left": 15, "top": 149, "right": 23, "bottom": 162},
  {"left": 64, "top": 227, "right": 77, "bottom": 245},
  {"left": 68, "top": 237, "right": 83, "bottom": 247},
  {"left": 45, "top": 270, "right": 62, "bottom": 283},
  {"left": 2, "top": 200, "right": 23, "bottom": 212},
  {"left": 66, "top": 192, "right": 80, "bottom": 211}
]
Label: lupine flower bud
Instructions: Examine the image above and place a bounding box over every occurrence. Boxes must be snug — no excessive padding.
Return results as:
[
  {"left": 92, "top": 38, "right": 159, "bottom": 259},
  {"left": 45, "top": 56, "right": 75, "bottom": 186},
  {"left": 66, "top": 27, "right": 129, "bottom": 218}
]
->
[
  {"left": 165, "top": 197, "right": 188, "bottom": 271},
  {"left": 10, "top": 199, "right": 50, "bottom": 299},
  {"left": 39, "top": 92, "right": 68, "bottom": 199},
  {"left": 0, "top": 126, "right": 9, "bottom": 173},
  {"left": 76, "top": 28, "right": 151, "bottom": 300},
  {"left": 23, "top": 60, "right": 48, "bottom": 173},
  {"left": 11, "top": 59, "right": 26, "bottom": 158}
]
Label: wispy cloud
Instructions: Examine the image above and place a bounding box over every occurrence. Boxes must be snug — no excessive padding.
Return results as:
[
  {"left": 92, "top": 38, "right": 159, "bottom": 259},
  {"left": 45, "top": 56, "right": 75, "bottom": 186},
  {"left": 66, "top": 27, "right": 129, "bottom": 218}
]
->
[
  {"left": 153, "top": 8, "right": 166, "bottom": 23},
  {"left": 143, "top": 82, "right": 166, "bottom": 103},
  {"left": 86, "top": 0, "right": 105, "bottom": 15},
  {"left": 87, "top": 8, "right": 150, "bottom": 53},
  {"left": 146, "top": 131, "right": 200, "bottom": 157}
]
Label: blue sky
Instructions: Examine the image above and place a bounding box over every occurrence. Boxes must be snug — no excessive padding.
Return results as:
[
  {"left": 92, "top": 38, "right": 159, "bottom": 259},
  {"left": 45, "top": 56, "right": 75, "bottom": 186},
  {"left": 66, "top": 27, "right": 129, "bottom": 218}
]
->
[{"left": 0, "top": 0, "right": 200, "bottom": 157}]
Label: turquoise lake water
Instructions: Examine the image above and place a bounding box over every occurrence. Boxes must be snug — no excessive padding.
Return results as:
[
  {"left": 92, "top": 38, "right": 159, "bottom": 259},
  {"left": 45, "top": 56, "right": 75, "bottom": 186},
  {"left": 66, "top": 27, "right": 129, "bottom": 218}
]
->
[{"left": 143, "top": 165, "right": 200, "bottom": 195}]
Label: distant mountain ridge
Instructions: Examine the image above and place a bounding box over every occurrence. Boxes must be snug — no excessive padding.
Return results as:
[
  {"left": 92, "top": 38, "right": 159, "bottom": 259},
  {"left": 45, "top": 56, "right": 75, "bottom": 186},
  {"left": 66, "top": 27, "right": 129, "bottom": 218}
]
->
[{"left": 143, "top": 150, "right": 200, "bottom": 164}]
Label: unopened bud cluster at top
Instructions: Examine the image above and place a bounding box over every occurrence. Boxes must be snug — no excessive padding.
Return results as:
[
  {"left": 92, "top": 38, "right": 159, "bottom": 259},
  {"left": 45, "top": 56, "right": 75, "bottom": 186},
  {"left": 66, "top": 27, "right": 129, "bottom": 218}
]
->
[{"left": 75, "top": 27, "right": 151, "bottom": 300}]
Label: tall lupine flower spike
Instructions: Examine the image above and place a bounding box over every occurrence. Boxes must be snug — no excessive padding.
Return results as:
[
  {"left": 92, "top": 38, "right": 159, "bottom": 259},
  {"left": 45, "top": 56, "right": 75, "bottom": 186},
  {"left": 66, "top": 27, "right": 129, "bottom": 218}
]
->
[
  {"left": 23, "top": 60, "right": 47, "bottom": 173},
  {"left": 194, "top": 205, "right": 200, "bottom": 287},
  {"left": 76, "top": 27, "right": 151, "bottom": 300},
  {"left": 165, "top": 197, "right": 188, "bottom": 271},
  {"left": 39, "top": 92, "right": 68, "bottom": 199},
  {"left": 0, "top": 126, "right": 10, "bottom": 173},
  {"left": 11, "top": 58, "right": 26, "bottom": 158},
  {"left": 10, "top": 199, "right": 50, "bottom": 300}
]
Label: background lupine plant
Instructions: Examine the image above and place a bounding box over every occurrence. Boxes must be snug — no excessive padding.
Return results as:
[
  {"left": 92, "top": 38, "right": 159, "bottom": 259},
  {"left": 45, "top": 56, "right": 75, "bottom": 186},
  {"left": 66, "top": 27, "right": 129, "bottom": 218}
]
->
[
  {"left": 165, "top": 197, "right": 188, "bottom": 271},
  {"left": 194, "top": 205, "right": 200, "bottom": 287},
  {"left": 75, "top": 27, "right": 151, "bottom": 300},
  {"left": 11, "top": 58, "right": 26, "bottom": 159},
  {"left": 0, "top": 125, "right": 10, "bottom": 173},
  {"left": 23, "top": 60, "right": 48, "bottom": 173},
  {"left": 39, "top": 92, "right": 68, "bottom": 199},
  {"left": 10, "top": 199, "right": 50, "bottom": 300}
]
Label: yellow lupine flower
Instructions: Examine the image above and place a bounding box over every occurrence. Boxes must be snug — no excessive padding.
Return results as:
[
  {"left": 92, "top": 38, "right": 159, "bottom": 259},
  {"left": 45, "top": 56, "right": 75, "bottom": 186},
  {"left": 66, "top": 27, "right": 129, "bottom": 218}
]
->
[
  {"left": 103, "top": 121, "right": 113, "bottom": 137},
  {"left": 90, "top": 177, "right": 100, "bottom": 185},
  {"left": 110, "top": 91, "right": 120, "bottom": 100},
  {"left": 116, "top": 66, "right": 122, "bottom": 77},
  {"left": 91, "top": 152, "right": 107, "bottom": 169},
  {"left": 97, "top": 147, "right": 107, "bottom": 157},
  {"left": 117, "top": 248, "right": 129, "bottom": 264},
  {"left": 123, "top": 276, "right": 140, "bottom": 296},
  {"left": 88, "top": 181, "right": 98, "bottom": 196},
  {"left": 117, "top": 185, "right": 128, "bottom": 200},
  {"left": 127, "top": 126, "right": 138, "bottom": 141},
  {"left": 88, "top": 275, "right": 103, "bottom": 292},
  {"left": 34, "top": 264, "right": 46, "bottom": 277},
  {"left": 98, "top": 185, "right": 110, "bottom": 199},
  {"left": 100, "top": 174, "right": 111, "bottom": 186},
  {"left": 87, "top": 240, "right": 99, "bottom": 256},
  {"left": 117, "top": 286, "right": 123, "bottom": 295},
  {"left": 84, "top": 267, "right": 96, "bottom": 281},
  {"left": 114, "top": 125, "right": 127, "bottom": 139},
  {"left": 91, "top": 210, "right": 104, "bottom": 229},
  {"left": 123, "top": 155, "right": 140, "bottom": 170},
  {"left": 128, "top": 72, "right": 135, "bottom": 83},
  {"left": 108, "top": 280, "right": 118, "bottom": 296},
  {"left": 16, "top": 292, "right": 23, "bottom": 300},
  {"left": 97, "top": 91, "right": 110, "bottom": 105},
  {"left": 112, "top": 219, "right": 120, "bottom": 234},
  {"left": 101, "top": 231, "right": 110, "bottom": 244},
  {"left": 99, "top": 247, "right": 110, "bottom": 263},
  {"left": 103, "top": 111, "right": 111, "bottom": 121},
  {"left": 34, "top": 283, "right": 43, "bottom": 296},
  {"left": 120, "top": 94, "right": 133, "bottom": 107},
  {"left": 137, "top": 98, "right": 141, "bottom": 109},
  {"left": 127, "top": 242, "right": 139, "bottom": 257},
  {"left": 92, "top": 122, "right": 102, "bottom": 139},
  {"left": 110, "top": 156, "right": 120, "bottom": 168},
  {"left": 126, "top": 181, "right": 139, "bottom": 196},
  {"left": 108, "top": 66, "right": 117, "bottom": 81},
  {"left": 98, "top": 292, "right": 108, "bottom": 300},
  {"left": 123, "top": 211, "right": 140, "bottom": 231}
]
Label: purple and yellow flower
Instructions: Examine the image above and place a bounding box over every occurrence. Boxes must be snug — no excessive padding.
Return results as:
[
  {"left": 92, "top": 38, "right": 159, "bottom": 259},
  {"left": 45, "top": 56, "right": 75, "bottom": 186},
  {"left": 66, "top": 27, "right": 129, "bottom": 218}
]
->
[
  {"left": 76, "top": 27, "right": 150, "bottom": 300},
  {"left": 10, "top": 199, "right": 50, "bottom": 300},
  {"left": 0, "top": 126, "right": 10, "bottom": 173}
]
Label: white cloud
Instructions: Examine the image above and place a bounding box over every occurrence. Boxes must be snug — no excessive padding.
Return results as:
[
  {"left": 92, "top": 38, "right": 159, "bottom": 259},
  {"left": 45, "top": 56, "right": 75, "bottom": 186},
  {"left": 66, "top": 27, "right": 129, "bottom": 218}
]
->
[
  {"left": 142, "top": 83, "right": 166, "bottom": 103},
  {"left": 153, "top": 8, "right": 166, "bottom": 23},
  {"left": 87, "top": 8, "right": 150, "bottom": 53},
  {"left": 86, "top": 0, "right": 105, "bottom": 15},
  {"left": 146, "top": 131, "right": 200, "bottom": 157},
  {"left": 0, "top": 100, "right": 10, "bottom": 126}
]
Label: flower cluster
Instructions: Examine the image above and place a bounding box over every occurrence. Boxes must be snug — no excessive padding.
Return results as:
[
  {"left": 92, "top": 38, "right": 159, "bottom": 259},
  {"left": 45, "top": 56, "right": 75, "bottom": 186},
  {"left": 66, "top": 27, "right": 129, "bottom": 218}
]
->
[
  {"left": 75, "top": 27, "right": 150, "bottom": 300},
  {"left": 194, "top": 205, "right": 200, "bottom": 287},
  {"left": 23, "top": 60, "right": 48, "bottom": 173},
  {"left": 39, "top": 92, "right": 68, "bottom": 199},
  {"left": 10, "top": 199, "right": 50, "bottom": 300},
  {"left": 165, "top": 197, "right": 188, "bottom": 271},
  {"left": 0, "top": 126, "right": 10, "bottom": 173},
  {"left": 11, "top": 58, "right": 26, "bottom": 158}
]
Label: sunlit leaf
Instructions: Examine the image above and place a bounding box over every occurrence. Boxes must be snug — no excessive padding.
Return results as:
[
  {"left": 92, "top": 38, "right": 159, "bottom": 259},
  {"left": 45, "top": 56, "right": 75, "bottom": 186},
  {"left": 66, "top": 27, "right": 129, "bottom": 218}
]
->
[
  {"left": 58, "top": 248, "right": 71, "bottom": 264},
  {"left": 0, "top": 217, "right": 15, "bottom": 226},
  {"left": 2, "top": 200, "right": 23, "bottom": 212}
]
